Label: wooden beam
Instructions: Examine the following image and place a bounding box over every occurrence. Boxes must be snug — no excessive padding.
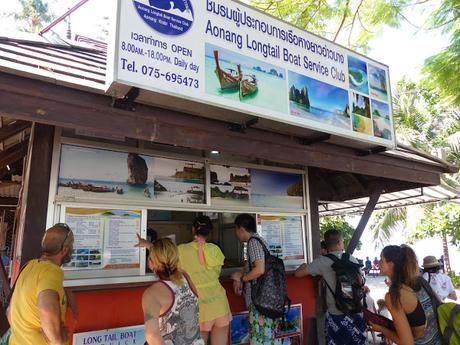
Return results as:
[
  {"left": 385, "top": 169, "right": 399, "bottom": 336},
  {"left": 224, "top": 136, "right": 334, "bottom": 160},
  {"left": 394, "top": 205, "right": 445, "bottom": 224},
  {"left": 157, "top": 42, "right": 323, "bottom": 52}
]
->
[
  {"left": 0, "top": 72, "right": 445, "bottom": 186},
  {"left": 0, "top": 120, "right": 29, "bottom": 142},
  {"left": 17, "top": 124, "right": 54, "bottom": 264},
  {"left": 346, "top": 189, "right": 382, "bottom": 255},
  {"left": 308, "top": 168, "right": 322, "bottom": 259}
]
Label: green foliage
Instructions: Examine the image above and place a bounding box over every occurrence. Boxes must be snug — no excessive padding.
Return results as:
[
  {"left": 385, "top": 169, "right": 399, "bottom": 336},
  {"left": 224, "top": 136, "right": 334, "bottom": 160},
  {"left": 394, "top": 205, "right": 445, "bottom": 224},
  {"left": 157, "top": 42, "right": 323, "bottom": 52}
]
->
[
  {"left": 245, "top": 0, "right": 411, "bottom": 51},
  {"left": 14, "top": 0, "right": 54, "bottom": 33},
  {"left": 320, "top": 216, "right": 361, "bottom": 250},
  {"left": 370, "top": 208, "right": 407, "bottom": 249},
  {"left": 422, "top": 0, "right": 460, "bottom": 106},
  {"left": 449, "top": 271, "right": 460, "bottom": 288},
  {"left": 410, "top": 203, "right": 460, "bottom": 245}
]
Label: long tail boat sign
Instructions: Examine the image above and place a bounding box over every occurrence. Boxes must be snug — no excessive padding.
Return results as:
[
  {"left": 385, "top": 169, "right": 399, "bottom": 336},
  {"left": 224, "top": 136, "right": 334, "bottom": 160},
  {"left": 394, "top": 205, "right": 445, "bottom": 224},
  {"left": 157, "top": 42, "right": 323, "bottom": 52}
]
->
[{"left": 107, "top": 0, "right": 395, "bottom": 149}]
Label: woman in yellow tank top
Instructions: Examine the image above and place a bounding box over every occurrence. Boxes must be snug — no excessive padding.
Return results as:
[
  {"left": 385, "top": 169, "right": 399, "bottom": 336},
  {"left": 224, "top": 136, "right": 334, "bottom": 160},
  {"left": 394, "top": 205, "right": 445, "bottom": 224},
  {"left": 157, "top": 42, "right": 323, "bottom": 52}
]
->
[{"left": 137, "top": 216, "right": 232, "bottom": 344}]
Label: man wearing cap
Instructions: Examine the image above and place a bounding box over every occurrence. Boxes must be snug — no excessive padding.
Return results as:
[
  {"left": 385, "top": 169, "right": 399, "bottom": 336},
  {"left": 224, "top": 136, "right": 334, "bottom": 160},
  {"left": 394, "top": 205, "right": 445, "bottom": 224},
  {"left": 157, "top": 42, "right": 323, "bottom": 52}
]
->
[
  {"left": 422, "top": 255, "right": 457, "bottom": 301},
  {"left": 7, "top": 224, "right": 75, "bottom": 345}
]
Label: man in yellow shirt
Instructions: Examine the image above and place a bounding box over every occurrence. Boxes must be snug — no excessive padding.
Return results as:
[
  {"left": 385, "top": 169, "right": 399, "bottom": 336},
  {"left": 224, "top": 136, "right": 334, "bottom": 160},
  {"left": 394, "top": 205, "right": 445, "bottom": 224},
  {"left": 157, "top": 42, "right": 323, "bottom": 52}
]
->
[{"left": 7, "top": 224, "right": 74, "bottom": 345}]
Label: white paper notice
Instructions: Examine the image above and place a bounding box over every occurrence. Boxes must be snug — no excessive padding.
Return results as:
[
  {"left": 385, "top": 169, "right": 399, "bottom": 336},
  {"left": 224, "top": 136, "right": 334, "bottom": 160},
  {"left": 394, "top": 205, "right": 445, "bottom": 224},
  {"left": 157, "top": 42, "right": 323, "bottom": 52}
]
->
[
  {"left": 64, "top": 208, "right": 141, "bottom": 270},
  {"left": 104, "top": 217, "right": 140, "bottom": 267},
  {"left": 258, "top": 215, "right": 304, "bottom": 265}
]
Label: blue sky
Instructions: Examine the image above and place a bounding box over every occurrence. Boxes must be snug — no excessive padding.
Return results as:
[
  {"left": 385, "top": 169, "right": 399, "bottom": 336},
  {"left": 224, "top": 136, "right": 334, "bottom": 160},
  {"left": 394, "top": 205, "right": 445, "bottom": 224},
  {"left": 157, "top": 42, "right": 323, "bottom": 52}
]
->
[
  {"left": 289, "top": 71, "right": 348, "bottom": 112},
  {"left": 251, "top": 169, "right": 301, "bottom": 196}
]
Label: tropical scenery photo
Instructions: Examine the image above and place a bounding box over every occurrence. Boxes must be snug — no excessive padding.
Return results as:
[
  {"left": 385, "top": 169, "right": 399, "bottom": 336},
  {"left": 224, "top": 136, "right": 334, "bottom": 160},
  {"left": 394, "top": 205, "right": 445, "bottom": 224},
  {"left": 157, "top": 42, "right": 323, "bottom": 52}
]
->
[
  {"left": 288, "top": 71, "right": 350, "bottom": 130},
  {"left": 351, "top": 92, "right": 372, "bottom": 135},
  {"left": 371, "top": 99, "right": 392, "bottom": 140},
  {"left": 368, "top": 64, "right": 389, "bottom": 102},
  {"left": 205, "top": 43, "right": 287, "bottom": 113},
  {"left": 347, "top": 55, "right": 369, "bottom": 95}
]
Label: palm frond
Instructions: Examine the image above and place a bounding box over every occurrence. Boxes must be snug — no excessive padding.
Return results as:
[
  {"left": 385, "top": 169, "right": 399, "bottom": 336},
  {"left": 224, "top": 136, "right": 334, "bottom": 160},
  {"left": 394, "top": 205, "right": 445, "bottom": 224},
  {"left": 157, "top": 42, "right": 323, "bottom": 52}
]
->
[{"left": 370, "top": 208, "right": 407, "bottom": 250}]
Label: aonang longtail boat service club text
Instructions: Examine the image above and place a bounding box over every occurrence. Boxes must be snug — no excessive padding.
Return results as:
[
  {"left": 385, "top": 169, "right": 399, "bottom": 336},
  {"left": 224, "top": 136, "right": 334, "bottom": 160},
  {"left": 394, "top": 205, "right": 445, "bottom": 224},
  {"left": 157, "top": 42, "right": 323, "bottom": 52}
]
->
[{"left": 108, "top": 0, "right": 395, "bottom": 147}]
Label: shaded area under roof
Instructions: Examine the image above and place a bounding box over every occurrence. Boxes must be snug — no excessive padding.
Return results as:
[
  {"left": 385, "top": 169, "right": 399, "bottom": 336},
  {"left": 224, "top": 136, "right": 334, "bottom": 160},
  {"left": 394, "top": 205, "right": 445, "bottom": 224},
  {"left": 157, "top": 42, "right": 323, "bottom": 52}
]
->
[{"left": 319, "top": 184, "right": 460, "bottom": 216}]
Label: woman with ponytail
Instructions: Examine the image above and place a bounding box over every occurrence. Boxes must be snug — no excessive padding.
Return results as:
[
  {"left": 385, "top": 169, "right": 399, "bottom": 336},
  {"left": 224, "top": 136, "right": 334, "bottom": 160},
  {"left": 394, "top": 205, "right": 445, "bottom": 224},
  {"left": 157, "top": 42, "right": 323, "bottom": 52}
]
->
[
  {"left": 137, "top": 216, "right": 231, "bottom": 344},
  {"left": 370, "top": 245, "right": 441, "bottom": 345},
  {"left": 142, "top": 238, "right": 204, "bottom": 345}
]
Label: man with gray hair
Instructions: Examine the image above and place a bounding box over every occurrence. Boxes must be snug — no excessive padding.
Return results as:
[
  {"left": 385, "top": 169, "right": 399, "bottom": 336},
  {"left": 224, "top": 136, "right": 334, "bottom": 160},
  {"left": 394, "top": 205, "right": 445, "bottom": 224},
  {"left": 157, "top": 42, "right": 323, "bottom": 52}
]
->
[{"left": 7, "top": 224, "right": 74, "bottom": 345}]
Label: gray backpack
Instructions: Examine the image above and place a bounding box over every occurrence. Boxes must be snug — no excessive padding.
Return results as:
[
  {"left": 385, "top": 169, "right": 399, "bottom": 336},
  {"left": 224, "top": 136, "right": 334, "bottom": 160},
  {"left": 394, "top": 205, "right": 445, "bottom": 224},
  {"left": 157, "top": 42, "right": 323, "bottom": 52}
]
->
[{"left": 248, "top": 237, "right": 291, "bottom": 319}]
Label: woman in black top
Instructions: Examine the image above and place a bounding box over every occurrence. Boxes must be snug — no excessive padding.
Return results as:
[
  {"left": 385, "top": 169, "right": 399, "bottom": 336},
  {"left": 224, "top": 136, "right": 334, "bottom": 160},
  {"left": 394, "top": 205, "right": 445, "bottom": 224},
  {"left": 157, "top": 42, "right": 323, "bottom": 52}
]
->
[{"left": 370, "top": 245, "right": 441, "bottom": 345}]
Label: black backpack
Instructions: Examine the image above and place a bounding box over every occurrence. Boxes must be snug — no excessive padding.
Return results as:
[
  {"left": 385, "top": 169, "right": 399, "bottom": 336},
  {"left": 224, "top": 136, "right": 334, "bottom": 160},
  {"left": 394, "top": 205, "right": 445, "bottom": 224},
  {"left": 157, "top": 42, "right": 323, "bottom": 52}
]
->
[
  {"left": 248, "top": 237, "right": 291, "bottom": 319},
  {"left": 324, "top": 253, "right": 365, "bottom": 314}
]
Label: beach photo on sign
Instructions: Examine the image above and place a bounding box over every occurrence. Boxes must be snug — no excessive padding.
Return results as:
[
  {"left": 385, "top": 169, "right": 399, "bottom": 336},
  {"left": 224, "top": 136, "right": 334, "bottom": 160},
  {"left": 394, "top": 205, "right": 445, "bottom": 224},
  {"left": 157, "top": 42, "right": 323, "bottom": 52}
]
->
[
  {"left": 351, "top": 92, "right": 372, "bottom": 135},
  {"left": 250, "top": 169, "right": 303, "bottom": 209},
  {"left": 288, "top": 71, "right": 350, "bottom": 130},
  {"left": 58, "top": 145, "right": 156, "bottom": 202},
  {"left": 368, "top": 65, "right": 388, "bottom": 101},
  {"left": 205, "top": 43, "right": 287, "bottom": 113},
  {"left": 274, "top": 305, "right": 302, "bottom": 337},
  {"left": 348, "top": 55, "right": 369, "bottom": 95},
  {"left": 230, "top": 312, "right": 250, "bottom": 345},
  {"left": 151, "top": 157, "right": 205, "bottom": 204},
  {"left": 371, "top": 99, "right": 392, "bottom": 140},
  {"left": 210, "top": 165, "right": 251, "bottom": 207}
]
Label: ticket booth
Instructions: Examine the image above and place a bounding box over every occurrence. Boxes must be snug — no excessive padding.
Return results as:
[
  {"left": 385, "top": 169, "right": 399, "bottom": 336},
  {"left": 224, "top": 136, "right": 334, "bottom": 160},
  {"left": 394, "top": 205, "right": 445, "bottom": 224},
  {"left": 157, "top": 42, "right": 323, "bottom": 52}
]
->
[{"left": 0, "top": 0, "right": 456, "bottom": 343}]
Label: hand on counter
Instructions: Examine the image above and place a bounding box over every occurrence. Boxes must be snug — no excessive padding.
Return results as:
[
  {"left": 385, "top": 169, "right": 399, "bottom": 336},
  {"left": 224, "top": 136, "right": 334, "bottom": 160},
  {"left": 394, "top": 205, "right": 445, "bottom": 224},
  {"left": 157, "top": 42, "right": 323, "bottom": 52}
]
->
[{"left": 135, "top": 233, "right": 153, "bottom": 250}]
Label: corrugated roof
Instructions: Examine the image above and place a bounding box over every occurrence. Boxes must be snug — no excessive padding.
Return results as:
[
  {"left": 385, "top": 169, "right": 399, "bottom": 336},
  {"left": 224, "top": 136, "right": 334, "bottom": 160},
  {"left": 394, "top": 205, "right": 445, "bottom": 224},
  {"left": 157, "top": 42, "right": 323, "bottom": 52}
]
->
[
  {"left": 0, "top": 35, "right": 106, "bottom": 93},
  {"left": 319, "top": 184, "right": 460, "bottom": 216}
]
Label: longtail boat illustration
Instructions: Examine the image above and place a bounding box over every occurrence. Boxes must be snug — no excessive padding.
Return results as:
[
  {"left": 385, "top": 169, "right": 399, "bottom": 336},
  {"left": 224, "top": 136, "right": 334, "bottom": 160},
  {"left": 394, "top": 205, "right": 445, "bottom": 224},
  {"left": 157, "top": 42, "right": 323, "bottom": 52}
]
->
[
  {"left": 213, "top": 50, "right": 240, "bottom": 91},
  {"left": 238, "top": 68, "right": 258, "bottom": 99}
]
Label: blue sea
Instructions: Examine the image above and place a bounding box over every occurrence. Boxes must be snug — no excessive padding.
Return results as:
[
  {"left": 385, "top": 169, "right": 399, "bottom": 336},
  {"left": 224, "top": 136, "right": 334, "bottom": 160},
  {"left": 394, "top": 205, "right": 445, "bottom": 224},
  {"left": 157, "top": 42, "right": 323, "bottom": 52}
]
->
[
  {"left": 58, "top": 178, "right": 204, "bottom": 204},
  {"left": 289, "top": 101, "right": 350, "bottom": 130}
]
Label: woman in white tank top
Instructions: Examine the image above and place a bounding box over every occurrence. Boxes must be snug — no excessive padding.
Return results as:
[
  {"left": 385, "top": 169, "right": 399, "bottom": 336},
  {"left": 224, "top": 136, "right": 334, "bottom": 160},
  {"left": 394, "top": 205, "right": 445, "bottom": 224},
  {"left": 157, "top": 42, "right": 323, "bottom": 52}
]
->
[{"left": 142, "top": 238, "right": 204, "bottom": 345}]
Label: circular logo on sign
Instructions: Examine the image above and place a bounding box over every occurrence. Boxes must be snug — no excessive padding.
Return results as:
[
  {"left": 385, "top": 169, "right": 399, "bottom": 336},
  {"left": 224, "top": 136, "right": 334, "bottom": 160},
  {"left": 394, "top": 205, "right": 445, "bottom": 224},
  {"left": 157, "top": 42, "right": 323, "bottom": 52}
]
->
[{"left": 133, "top": 0, "right": 194, "bottom": 36}]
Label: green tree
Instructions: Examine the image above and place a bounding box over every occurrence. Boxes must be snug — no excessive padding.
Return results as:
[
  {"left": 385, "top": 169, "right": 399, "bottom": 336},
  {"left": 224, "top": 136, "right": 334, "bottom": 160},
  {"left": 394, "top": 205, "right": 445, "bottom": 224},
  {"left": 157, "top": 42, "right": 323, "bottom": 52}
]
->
[
  {"left": 422, "top": 0, "right": 460, "bottom": 106},
  {"left": 246, "top": 0, "right": 412, "bottom": 51},
  {"left": 320, "top": 216, "right": 361, "bottom": 250},
  {"left": 369, "top": 80, "right": 460, "bottom": 271},
  {"left": 410, "top": 203, "right": 460, "bottom": 246},
  {"left": 14, "top": 0, "right": 54, "bottom": 33}
]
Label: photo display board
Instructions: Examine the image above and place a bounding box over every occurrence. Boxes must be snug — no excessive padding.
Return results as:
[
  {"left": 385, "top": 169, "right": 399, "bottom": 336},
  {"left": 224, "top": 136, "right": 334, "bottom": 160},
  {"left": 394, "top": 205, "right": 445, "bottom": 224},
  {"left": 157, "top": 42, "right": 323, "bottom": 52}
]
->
[
  {"left": 108, "top": 0, "right": 395, "bottom": 148},
  {"left": 210, "top": 165, "right": 304, "bottom": 210},
  {"left": 63, "top": 208, "right": 141, "bottom": 271},
  {"left": 257, "top": 215, "right": 305, "bottom": 266},
  {"left": 230, "top": 304, "right": 302, "bottom": 344},
  {"left": 57, "top": 145, "right": 205, "bottom": 205}
]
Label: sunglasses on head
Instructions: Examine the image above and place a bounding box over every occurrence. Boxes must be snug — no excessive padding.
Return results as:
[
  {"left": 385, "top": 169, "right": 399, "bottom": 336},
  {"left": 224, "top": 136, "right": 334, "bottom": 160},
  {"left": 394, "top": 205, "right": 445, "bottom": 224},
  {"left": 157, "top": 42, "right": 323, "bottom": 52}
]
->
[{"left": 55, "top": 223, "right": 72, "bottom": 252}]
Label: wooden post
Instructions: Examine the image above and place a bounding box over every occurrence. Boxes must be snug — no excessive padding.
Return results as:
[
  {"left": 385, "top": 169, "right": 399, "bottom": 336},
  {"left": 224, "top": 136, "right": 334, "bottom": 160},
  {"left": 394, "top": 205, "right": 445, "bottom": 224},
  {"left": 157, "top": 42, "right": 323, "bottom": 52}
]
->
[
  {"left": 308, "top": 168, "right": 321, "bottom": 259},
  {"left": 346, "top": 189, "right": 382, "bottom": 255},
  {"left": 15, "top": 123, "right": 54, "bottom": 266}
]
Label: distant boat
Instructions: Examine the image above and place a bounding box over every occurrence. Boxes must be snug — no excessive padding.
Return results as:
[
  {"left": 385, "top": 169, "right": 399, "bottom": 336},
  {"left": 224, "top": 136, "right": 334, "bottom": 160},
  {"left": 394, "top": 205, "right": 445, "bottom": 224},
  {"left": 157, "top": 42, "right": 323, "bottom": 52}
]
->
[
  {"left": 213, "top": 50, "right": 241, "bottom": 91},
  {"left": 187, "top": 186, "right": 204, "bottom": 195},
  {"left": 238, "top": 68, "right": 258, "bottom": 99}
]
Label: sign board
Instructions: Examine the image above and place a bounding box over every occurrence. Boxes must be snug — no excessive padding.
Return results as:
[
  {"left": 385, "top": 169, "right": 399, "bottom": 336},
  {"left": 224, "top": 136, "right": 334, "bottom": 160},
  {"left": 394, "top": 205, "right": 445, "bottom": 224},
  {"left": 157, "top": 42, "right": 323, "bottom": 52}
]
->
[
  {"left": 257, "top": 215, "right": 304, "bottom": 266},
  {"left": 107, "top": 0, "right": 395, "bottom": 148},
  {"left": 63, "top": 208, "right": 141, "bottom": 270},
  {"left": 73, "top": 325, "right": 145, "bottom": 345}
]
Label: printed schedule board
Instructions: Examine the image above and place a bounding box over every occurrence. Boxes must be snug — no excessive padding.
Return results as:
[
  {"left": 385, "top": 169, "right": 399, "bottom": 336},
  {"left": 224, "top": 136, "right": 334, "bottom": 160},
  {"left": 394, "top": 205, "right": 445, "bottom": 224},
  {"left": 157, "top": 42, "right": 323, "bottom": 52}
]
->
[
  {"left": 107, "top": 0, "right": 395, "bottom": 148},
  {"left": 63, "top": 208, "right": 141, "bottom": 270}
]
